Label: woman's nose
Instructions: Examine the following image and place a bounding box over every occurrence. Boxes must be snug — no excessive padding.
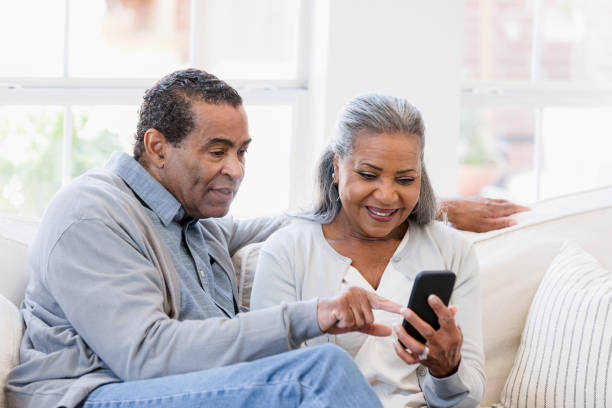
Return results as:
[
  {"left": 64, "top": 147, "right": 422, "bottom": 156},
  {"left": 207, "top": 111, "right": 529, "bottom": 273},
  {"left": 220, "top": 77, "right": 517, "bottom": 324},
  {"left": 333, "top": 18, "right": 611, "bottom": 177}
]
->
[{"left": 373, "top": 180, "right": 398, "bottom": 204}]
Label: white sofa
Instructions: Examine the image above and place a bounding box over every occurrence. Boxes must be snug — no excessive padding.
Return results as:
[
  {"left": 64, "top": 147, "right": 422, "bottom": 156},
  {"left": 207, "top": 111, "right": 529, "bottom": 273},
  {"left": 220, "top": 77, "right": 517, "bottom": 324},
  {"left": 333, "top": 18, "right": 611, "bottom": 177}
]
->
[{"left": 2, "top": 186, "right": 611, "bottom": 407}]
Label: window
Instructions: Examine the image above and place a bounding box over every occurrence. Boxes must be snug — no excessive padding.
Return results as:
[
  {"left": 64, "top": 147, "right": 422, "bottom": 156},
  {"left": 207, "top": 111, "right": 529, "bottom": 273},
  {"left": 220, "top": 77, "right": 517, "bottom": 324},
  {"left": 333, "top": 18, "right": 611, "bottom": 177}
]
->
[
  {"left": 0, "top": 107, "right": 64, "bottom": 216},
  {"left": 461, "top": 0, "right": 612, "bottom": 202},
  {"left": 0, "top": 0, "right": 309, "bottom": 217}
]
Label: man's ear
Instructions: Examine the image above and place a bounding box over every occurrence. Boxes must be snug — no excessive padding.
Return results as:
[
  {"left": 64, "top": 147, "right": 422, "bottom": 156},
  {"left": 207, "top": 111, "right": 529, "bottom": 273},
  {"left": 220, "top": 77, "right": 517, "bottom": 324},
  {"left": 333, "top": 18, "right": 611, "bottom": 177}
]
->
[{"left": 143, "top": 128, "right": 167, "bottom": 169}]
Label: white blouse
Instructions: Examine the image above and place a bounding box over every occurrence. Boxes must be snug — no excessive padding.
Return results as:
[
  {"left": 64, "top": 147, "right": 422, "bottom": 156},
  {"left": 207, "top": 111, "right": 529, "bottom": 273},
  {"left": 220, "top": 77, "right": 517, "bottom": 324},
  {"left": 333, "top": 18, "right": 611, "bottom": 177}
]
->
[
  {"left": 251, "top": 219, "right": 485, "bottom": 408},
  {"left": 336, "top": 230, "right": 425, "bottom": 407}
]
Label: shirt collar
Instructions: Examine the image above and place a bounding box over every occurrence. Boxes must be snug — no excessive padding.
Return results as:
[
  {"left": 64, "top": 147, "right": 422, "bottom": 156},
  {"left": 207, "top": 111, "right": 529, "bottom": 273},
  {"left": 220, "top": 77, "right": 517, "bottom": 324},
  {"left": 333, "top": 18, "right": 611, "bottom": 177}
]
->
[{"left": 105, "top": 152, "right": 184, "bottom": 226}]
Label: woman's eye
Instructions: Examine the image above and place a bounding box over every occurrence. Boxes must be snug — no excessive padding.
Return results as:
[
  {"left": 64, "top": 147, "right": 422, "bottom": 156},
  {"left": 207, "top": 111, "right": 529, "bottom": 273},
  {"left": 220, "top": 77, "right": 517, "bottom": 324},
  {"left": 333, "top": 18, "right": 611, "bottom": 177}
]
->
[
  {"left": 211, "top": 150, "right": 225, "bottom": 157},
  {"left": 397, "top": 178, "right": 415, "bottom": 185},
  {"left": 358, "top": 172, "right": 377, "bottom": 180}
]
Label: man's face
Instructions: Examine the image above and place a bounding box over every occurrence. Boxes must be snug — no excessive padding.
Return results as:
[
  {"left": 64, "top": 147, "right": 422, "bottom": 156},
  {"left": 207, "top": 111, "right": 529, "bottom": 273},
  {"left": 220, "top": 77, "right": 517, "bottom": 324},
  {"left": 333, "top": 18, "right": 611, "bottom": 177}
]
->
[{"left": 159, "top": 101, "right": 250, "bottom": 219}]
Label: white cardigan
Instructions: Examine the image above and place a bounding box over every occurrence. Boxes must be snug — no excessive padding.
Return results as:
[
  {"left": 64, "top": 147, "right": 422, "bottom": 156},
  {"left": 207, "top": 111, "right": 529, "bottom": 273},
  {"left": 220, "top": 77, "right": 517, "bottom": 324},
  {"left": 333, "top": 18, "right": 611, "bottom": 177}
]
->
[{"left": 251, "top": 219, "right": 485, "bottom": 408}]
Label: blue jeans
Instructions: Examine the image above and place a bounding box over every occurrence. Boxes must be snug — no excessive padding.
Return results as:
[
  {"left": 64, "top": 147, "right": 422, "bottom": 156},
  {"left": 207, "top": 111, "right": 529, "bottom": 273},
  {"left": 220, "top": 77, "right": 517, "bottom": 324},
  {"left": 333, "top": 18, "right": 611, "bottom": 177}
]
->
[{"left": 82, "top": 344, "right": 382, "bottom": 407}]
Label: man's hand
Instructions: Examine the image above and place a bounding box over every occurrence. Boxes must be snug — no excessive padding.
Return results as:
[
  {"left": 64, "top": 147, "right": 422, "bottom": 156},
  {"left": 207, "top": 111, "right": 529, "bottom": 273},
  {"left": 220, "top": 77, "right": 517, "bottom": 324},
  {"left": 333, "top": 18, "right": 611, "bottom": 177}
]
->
[
  {"left": 317, "top": 286, "right": 403, "bottom": 337},
  {"left": 439, "top": 197, "right": 530, "bottom": 233}
]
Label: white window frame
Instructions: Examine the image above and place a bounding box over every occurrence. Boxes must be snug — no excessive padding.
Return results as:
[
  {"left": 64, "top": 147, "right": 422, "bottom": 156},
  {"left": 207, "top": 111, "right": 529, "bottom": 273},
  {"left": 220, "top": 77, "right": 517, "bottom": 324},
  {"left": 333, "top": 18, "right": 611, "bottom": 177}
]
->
[
  {"left": 0, "top": 0, "right": 312, "bottom": 210},
  {"left": 460, "top": 0, "right": 612, "bottom": 200}
]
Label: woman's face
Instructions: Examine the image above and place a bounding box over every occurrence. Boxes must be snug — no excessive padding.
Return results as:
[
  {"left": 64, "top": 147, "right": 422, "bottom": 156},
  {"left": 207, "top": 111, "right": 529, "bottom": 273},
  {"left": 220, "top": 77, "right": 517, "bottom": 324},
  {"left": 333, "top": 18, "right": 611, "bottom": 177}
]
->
[{"left": 334, "top": 130, "right": 422, "bottom": 240}]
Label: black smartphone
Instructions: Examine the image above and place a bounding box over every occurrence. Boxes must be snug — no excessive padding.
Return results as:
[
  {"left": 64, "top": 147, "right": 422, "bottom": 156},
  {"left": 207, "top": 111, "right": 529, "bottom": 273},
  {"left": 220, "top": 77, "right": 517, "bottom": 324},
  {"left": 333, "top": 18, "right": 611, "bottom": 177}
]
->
[{"left": 400, "top": 270, "right": 456, "bottom": 346}]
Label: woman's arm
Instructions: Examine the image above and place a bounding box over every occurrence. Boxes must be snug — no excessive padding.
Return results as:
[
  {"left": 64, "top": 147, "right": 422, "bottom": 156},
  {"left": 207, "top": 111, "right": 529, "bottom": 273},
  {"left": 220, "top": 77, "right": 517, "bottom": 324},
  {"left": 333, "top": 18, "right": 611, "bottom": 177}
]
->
[
  {"left": 392, "top": 242, "right": 485, "bottom": 407},
  {"left": 421, "top": 244, "right": 485, "bottom": 407},
  {"left": 250, "top": 231, "right": 301, "bottom": 310}
]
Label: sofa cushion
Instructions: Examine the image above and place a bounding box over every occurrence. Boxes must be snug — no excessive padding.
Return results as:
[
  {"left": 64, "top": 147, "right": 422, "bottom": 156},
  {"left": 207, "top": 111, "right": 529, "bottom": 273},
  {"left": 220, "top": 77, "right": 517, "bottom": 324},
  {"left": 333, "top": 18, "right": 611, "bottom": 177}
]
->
[
  {"left": 500, "top": 242, "right": 612, "bottom": 407},
  {"left": 469, "top": 185, "right": 612, "bottom": 405},
  {"left": 0, "top": 215, "right": 38, "bottom": 306},
  {"left": 232, "top": 242, "right": 264, "bottom": 309},
  {"left": 0, "top": 293, "right": 23, "bottom": 408}
]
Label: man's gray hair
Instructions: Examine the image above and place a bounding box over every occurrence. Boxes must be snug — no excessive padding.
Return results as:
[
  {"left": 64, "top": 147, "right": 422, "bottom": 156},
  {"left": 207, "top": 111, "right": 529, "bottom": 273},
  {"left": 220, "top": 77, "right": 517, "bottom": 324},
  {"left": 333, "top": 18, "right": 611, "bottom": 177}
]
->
[{"left": 306, "top": 93, "right": 437, "bottom": 225}]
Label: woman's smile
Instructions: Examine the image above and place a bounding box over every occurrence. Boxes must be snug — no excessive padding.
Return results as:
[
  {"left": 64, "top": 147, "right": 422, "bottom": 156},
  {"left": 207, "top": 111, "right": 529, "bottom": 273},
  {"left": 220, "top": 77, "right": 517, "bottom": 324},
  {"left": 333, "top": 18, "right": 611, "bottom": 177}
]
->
[{"left": 366, "top": 206, "right": 398, "bottom": 222}]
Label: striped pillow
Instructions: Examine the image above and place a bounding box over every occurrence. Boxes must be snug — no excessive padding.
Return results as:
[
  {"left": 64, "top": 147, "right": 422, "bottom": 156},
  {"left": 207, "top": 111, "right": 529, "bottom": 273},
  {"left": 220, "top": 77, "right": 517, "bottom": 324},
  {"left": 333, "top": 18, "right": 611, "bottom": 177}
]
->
[{"left": 500, "top": 241, "right": 612, "bottom": 407}]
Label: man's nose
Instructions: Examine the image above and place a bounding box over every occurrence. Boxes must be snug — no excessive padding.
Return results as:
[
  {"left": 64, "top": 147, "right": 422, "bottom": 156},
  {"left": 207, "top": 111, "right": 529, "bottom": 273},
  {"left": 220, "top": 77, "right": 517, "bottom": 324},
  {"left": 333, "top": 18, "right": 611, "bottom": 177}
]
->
[{"left": 221, "top": 154, "right": 244, "bottom": 180}]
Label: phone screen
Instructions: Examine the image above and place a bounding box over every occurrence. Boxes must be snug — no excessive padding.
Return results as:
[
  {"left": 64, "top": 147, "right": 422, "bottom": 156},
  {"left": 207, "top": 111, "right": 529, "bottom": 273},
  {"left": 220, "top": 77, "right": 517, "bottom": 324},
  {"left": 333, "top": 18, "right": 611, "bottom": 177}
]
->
[{"left": 401, "top": 270, "right": 456, "bottom": 345}]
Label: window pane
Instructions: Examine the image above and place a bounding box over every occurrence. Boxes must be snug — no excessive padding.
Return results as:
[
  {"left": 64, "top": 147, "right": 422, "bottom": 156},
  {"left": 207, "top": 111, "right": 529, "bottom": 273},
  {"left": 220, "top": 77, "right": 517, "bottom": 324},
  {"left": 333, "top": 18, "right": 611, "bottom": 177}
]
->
[
  {"left": 197, "top": 0, "right": 301, "bottom": 80},
  {"left": 459, "top": 107, "right": 536, "bottom": 202},
  {"left": 230, "top": 105, "right": 292, "bottom": 218},
  {"left": 539, "top": 0, "right": 612, "bottom": 82},
  {"left": 0, "top": 107, "right": 64, "bottom": 216},
  {"left": 540, "top": 107, "right": 612, "bottom": 198},
  {"left": 69, "top": 0, "right": 190, "bottom": 77},
  {"left": 71, "top": 106, "right": 138, "bottom": 176},
  {"left": 464, "top": 0, "right": 534, "bottom": 80},
  {"left": 0, "top": 2, "right": 65, "bottom": 77}
]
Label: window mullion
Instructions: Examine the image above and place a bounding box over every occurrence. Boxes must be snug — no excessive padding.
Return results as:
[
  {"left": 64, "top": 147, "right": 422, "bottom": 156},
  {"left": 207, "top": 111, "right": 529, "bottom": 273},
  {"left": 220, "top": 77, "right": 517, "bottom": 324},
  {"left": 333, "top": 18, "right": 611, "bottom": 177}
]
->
[
  {"left": 296, "top": 0, "right": 311, "bottom": 86},
  {"left": 189, "top": 0, "right": 201, "bottom": 67},
  {"left": 530, "top": 0, "right": 542, "bottom": 82},
  {"left": 533, "top": 108, "right": 543, "bottom": 200},
  {"left": 63, "top": 0, "right": 70, "bottom": 78},
  {"left": 62, "top": 106, "right": 73, "bottom": 186},
  {"left": 531, "top": 0, "right": 542, "bottom": 201}
]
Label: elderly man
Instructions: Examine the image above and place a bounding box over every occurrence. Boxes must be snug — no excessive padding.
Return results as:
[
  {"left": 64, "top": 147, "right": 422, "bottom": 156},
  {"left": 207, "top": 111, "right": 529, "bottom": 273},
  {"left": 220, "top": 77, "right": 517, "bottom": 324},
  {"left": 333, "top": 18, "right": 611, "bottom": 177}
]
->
[{"left": 5, "top": 69, "right": 400, "bottom": 408}]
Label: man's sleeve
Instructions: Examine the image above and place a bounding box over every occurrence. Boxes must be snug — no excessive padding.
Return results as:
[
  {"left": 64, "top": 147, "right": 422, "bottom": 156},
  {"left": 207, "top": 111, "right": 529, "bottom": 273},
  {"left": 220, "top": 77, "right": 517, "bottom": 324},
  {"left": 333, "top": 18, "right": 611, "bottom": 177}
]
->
[{"left": 45, "top": 219, "right": 320, "bottom": 382}]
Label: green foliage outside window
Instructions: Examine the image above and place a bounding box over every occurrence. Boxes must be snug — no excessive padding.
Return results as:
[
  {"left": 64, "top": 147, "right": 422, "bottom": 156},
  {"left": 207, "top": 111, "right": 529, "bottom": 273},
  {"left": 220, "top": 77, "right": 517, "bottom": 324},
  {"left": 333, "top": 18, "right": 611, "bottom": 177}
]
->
[{"left": 0, "top": 110, "right": 125, "bottom": 217}]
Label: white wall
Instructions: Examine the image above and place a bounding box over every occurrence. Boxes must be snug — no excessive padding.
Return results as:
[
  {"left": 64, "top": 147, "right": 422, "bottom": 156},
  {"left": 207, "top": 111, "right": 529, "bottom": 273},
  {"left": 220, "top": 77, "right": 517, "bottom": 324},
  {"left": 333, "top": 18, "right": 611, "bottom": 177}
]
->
[{"left": 307, "top": 0, "right": 463, "bottom": 198}]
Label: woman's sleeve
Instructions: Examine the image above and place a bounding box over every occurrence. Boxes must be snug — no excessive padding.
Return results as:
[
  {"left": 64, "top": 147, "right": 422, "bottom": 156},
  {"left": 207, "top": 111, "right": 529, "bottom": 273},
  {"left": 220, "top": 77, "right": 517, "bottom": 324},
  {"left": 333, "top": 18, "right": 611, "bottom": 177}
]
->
[
  {"left": 250, "top": 230, "right": 302, "bottom": 310},
  {"left": 422, "top": 243, "right": 486, "bottom": 408}
]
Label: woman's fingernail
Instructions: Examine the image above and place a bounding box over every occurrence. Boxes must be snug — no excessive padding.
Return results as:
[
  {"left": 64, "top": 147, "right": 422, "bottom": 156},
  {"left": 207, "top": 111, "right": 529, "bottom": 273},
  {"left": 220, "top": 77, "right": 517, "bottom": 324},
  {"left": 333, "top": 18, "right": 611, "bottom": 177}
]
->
[
  {"left": 401, "top": 308, "right": 411, "bottom": 318},
  {"left": 428, "top": 295, "right": 438, "bottom": 304}
]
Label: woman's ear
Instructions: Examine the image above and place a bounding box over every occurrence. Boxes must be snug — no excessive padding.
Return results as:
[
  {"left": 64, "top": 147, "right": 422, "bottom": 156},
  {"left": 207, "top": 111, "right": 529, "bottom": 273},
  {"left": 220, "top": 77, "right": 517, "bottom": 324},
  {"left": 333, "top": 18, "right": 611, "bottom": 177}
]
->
[
  {"left": 333, "top": 154, "right": 340, "bottom": 184},
  {"left": 143, "top": 128, "right": 167, "bottom": 169}
]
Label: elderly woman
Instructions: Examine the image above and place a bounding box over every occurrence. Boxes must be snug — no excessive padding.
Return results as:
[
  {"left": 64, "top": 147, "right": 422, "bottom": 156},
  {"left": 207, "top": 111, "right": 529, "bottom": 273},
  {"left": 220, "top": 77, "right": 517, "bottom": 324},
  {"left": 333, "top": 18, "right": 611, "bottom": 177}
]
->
[{"left": 250, "top": 94, "right": 484, "bottom": 408}]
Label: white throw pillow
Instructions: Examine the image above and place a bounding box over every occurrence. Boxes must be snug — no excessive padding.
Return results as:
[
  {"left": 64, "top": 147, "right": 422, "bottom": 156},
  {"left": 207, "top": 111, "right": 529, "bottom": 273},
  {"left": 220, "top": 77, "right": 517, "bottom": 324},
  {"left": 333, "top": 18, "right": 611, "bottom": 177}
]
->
[
  {"left": 0, "top": 294, "right": 23, "bottom": 407},
  {"left": 500, "top": 241, "right": 612, "bottom": 407}
]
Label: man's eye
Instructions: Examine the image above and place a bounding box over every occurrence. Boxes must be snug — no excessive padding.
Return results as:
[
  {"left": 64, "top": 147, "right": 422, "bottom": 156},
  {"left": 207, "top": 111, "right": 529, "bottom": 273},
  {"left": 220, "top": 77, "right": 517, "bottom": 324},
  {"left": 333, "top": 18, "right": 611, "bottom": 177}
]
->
[
  {"left": 238, "top": 148, "right": 248, "bottom": 157},
  {"left": 358, "top": 172, "right": 377, "bottom": 180},
  {"left": 211, "top": 150, "right": 225, "bottom": 157}
]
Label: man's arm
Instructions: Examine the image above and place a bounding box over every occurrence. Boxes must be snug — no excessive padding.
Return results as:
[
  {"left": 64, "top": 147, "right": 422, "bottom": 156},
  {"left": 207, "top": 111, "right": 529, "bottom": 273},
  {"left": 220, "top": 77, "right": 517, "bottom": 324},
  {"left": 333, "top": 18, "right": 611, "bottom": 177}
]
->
[
  {"left": 46, "top": 218, "right": 320, "bottom": 382},
  {"left": 437, "top": 198, "right": 529, "bottom": 233}
]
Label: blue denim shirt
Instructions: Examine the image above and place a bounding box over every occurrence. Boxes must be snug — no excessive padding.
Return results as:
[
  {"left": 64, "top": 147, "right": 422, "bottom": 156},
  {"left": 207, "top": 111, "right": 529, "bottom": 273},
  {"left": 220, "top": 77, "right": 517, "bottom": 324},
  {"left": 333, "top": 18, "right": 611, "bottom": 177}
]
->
[{"left": 109, "top": 153, "right": 236, "bottom": 318}]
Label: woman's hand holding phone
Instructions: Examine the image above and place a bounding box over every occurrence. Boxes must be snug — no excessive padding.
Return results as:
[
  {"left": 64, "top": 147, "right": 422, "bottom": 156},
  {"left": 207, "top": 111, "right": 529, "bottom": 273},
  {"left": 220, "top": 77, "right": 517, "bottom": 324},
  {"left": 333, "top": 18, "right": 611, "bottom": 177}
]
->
[{"left": 392, "top": 295, "right": 463, "bottom": 378}]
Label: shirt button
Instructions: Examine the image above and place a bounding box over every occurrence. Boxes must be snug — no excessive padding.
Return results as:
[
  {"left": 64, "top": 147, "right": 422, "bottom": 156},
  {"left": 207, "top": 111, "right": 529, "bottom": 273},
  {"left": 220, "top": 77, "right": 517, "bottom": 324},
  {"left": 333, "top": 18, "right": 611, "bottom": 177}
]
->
[
  {"left": 392, "top": 257, "right": 401, "bottom": 263},
  {"left": 199, "top": 270, "right": 205, "bottom": 277}
]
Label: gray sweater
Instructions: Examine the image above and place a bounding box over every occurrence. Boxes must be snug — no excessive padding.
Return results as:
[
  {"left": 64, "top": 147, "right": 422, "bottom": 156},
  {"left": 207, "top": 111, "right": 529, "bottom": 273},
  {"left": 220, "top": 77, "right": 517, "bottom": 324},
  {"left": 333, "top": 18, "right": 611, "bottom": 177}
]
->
[{"left": 5, "top": 156, "right": 320, "bottom": 408}]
